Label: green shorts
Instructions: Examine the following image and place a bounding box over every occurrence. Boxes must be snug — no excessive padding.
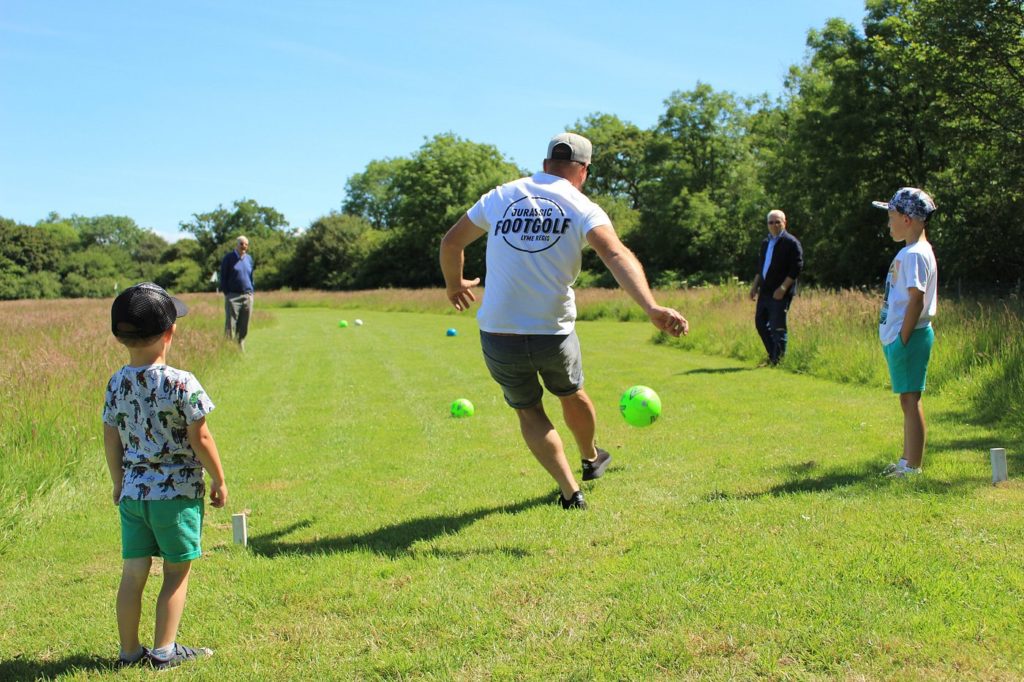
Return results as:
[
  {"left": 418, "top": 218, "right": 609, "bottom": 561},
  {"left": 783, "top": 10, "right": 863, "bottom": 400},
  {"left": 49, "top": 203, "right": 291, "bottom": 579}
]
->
[
  {"left": 883, "top": 325, "right": 934, "bottom": 394},
  {"left": 120, "top": 498, "right": 204, "bottom": 562}
]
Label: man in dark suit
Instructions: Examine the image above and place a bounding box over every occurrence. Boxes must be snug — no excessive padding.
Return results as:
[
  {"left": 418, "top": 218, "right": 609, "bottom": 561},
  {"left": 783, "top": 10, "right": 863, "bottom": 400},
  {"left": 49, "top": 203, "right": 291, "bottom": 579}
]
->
[{"left": 749, "top": 210, "right": 804, "bottom": 365}]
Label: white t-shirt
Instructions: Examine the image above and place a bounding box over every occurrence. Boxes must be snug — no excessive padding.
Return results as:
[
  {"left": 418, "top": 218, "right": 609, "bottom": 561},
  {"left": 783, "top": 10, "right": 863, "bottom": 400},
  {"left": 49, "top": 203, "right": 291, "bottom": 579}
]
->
[
  {"left": 467, "top": 172, "right": 611, "bottom": 334},
  {"left": 879, "top": 240, "right": 937, "bottom": 345}
]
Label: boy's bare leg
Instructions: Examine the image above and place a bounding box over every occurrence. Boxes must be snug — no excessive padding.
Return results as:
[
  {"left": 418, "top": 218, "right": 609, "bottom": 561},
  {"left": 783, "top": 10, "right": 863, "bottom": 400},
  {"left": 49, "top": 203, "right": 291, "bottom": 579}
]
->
[
  {"left": 900, "top": 391, "right": 926, "bottom": 468},
  {"left": 154, "top": 560, "right": 192, "bottom": 649},
  {"left": 117, "top": 558, "right": 152, "bottom": 654},
  {"left": 558, "top": 389, "right": 599, "bottom": 461},
  {"left": 515, "top": 403, "right": 579, "bottom": 499}
]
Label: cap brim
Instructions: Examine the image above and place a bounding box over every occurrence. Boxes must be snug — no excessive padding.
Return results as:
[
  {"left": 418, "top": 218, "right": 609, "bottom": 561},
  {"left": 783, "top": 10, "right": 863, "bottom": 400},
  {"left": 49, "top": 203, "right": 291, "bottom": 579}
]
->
[
  {"left": 170, "top": 297, "right": 189, "bottom": 318},
  {"left": 871, "top": 201, "right": 891, "bottom": 210}
]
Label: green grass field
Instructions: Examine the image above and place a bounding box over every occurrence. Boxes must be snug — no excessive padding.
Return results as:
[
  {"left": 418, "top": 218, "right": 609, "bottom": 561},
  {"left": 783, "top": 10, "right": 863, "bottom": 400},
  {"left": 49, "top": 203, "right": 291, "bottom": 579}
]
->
[{"left": 2, "top": 297, "right": 1023, "bottom": 680}]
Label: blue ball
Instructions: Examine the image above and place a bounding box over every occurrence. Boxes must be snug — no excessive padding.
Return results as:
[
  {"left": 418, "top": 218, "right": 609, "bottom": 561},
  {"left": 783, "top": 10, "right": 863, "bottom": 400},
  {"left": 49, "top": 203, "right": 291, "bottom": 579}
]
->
[{"left": 446, "top": 328, "right": 458, "bottom": 337}]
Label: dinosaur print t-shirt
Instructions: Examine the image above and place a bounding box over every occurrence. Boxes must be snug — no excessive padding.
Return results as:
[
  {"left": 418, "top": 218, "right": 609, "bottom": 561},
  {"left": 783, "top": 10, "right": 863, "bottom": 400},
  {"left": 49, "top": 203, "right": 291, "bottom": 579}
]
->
[{"left": 102, "top": 364, "right": 215, "bottom": 502}]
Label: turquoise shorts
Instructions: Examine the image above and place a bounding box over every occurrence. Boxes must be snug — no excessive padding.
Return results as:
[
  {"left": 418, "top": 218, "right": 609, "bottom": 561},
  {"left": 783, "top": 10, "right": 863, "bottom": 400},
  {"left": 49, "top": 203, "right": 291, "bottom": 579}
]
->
[
  {"left": 120, "top": 498, "right": 204, "bottom": 563},
  {"left": 883, "top": 325, "right": 934, "bottom": 394}
]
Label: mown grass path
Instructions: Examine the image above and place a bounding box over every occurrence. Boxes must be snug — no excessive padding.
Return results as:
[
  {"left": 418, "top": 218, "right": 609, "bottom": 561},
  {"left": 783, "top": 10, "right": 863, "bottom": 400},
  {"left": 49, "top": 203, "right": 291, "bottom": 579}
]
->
[{"left": 2, "top": 307, "right": 1022, "bottom": 680}]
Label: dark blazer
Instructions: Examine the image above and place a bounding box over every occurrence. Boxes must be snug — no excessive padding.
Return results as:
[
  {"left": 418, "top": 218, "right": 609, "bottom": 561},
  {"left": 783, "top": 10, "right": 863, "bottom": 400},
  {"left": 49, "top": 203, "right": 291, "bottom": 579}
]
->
[{"left": 755, "top": 230, "right": 803, "bottom": 297}]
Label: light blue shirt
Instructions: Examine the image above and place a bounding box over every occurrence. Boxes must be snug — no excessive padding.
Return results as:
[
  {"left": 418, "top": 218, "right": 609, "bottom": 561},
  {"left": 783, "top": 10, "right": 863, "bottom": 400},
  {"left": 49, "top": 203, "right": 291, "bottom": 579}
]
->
[{"left": 762, "top": 231, "right": 781, "bottom": 279}]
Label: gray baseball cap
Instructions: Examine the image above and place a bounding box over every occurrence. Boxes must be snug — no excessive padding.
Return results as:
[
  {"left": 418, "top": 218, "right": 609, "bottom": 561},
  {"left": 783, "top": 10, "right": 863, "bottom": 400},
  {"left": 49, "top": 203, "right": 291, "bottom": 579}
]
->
[
  {"left": 872, "top": 187, "right": 936, "bottom": 221},
  {"left": 547, "top": 132, "right": 592, "bottom": 164}
]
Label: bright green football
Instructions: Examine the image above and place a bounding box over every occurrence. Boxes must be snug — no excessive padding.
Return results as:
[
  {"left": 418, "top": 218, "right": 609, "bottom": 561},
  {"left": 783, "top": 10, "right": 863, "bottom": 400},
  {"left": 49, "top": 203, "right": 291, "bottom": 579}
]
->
[
  {"left": 619, "top": 385, "right": 662, "bottom": 427},
  {"left": 450, "top": 398, "right": 474, "bottom": 418}
]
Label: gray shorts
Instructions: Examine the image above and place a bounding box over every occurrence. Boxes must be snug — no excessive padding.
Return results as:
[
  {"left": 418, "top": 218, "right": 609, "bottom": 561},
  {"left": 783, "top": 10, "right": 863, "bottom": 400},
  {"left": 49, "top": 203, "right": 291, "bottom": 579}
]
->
[{"left": 480, "top": 331, "right": 584, "bottom": 409}]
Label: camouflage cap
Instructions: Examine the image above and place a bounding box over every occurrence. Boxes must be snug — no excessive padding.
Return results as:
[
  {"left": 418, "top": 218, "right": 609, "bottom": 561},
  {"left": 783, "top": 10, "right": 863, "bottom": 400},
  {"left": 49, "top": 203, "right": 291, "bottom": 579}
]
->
[{"left": 872, "top": 187, "right": 936, "bottom": 221}]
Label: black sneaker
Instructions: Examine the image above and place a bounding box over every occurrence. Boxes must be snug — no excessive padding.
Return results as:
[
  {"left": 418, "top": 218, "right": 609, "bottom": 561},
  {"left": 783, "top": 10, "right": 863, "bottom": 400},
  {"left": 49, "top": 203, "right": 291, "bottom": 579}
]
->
[
  {"left": 149, "top": 643, "right": 213, "bottom": 670},
  {"left": 559, "top": 490, "right": 588, "bottom": 510},
  {"left": 581, "top": 447, "right": 612, "bottom": 481}
]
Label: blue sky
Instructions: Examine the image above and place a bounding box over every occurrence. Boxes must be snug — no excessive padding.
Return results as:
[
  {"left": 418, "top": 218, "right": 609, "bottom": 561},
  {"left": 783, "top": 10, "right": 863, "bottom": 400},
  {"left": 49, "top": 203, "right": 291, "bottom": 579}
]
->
[{"left": 1, "top": 1, "right": 867, "bottom": 242}]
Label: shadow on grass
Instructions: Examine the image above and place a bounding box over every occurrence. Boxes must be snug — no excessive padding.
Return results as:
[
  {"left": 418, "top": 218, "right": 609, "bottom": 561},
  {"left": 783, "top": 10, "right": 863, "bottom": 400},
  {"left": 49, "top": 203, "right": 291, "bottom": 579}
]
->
[
  {"left": 0, "top": 654, "right": 113, "bottom": 681},
  {"left": 705, "top": 465, "right": 876, "bottom": 500},
  {"left": 249, "top": 494, "right": 550, "bottom": 559},
  {"left": 705, "top": 460, "right": 981, "bottom": 500},
  {"left": 677, "top": 367, "right": 753, "bottom": 376}
]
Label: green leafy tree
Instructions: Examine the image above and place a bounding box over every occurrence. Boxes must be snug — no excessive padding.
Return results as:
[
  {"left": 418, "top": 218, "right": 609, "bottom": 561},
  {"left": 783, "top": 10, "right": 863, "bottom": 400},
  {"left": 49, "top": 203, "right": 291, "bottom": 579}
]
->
[
  {"left": 133, "top": 230, "right": 170, "bottom": 266},
  {"left": 352, "top": 134, "right": 522, "bottom": 287},
  {"left": 61, "top": 247, "right": 120, "bottom": 298},
  {"left": 0, "top": 216, "right": 76, "bottom": 275},
  {"left": 73, "top": 215, "right": 145, "bottom": 251},
  {"left": 179, "top": 199, "right": 294, "bottom": 289},
  {"left": 765, "top": 8, "right": 943, "bottom": 286},
  {"left": 0, "top": 255, "right": 27, "bottom": 300},
  {"left": 629, "top": 84, "right": 767, "bottom": 280},
  {"left": 251, "top": 229, "right": 297, "bottom": 290},
  {"left": 154, "top": 239, "right": 210, "bottom": 293},
  {"left": 342, "top": 158, "right": 410, "bottom": 229},
  {"left": 0, "top": 255, "right": 63, "bottom": 300},
  {"left": 573, "top": 114, "right": 652, "bottom": 209},
  {"left": 910, "top": 0, "right": 1024, "bottom": 285},
  {"left": 767, "top": 1, "right": 1023, "bottom": 288},
  {"left": 154, "top": 259, "right": 206, "bottom": 294},
  {"left": 289, "top": 213, "right": 381, "bottom": 290},
  {"left": 67, "top": 214, "right": 168, "bottom": 284}
]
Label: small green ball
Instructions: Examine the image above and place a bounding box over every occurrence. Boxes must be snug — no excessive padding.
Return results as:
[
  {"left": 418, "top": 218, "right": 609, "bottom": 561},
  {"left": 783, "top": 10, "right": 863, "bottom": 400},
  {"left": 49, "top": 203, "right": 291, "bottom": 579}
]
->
[
  {"left": 619, "top": 385, "right": 662, "bottom": 427},
  {"left": 450, "top": 398, "right": 474, "bottom": 418}
]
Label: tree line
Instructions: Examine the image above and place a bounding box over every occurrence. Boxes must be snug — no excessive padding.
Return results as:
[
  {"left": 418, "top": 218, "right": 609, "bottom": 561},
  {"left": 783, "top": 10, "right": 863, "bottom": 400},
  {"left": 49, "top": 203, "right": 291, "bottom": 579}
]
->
[{"left": 2, "top": 0, "right": 1020, "bottom": 300}]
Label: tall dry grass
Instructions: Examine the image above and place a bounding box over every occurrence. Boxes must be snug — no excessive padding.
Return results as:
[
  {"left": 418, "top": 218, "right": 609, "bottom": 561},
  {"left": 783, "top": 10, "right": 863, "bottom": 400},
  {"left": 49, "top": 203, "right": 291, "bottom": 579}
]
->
[{"left": 0, "top": 295, "right": 239, "bottom": 552}]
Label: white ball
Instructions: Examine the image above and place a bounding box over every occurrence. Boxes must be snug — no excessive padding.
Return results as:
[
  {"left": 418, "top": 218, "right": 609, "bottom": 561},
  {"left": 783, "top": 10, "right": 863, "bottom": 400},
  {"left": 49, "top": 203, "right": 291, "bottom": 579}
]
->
[{"left": 354, "top": 319, "right": 363, "bottom": 326}]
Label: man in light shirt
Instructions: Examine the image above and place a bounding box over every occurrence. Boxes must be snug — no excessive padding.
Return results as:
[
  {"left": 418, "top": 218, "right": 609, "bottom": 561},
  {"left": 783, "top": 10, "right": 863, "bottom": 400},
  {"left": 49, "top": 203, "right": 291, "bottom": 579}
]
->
[{"left": 440, "top": 133, "right": 689, "bottom": 510}]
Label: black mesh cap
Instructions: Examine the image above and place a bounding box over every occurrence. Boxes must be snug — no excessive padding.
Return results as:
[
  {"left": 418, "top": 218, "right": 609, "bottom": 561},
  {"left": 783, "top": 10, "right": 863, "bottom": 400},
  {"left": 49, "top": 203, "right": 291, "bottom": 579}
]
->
[{"left": 111, "top": 282, "right": 189, "bottom": 339}]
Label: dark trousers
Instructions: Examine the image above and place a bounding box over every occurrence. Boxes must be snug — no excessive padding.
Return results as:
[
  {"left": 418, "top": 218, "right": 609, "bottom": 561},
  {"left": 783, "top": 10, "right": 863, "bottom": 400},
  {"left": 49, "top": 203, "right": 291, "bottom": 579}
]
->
[{"left": 755, "top": 294, "right": 792, "bottom": 364}]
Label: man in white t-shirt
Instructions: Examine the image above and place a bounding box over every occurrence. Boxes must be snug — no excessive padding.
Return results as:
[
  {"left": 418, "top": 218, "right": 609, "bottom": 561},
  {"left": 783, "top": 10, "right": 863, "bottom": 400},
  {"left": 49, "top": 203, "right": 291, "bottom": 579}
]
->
[
  {"left": 872, "top": 187, "right": 938, "bottom": 478},
  {"left": 439, "top": 132, "right": 689, "bottom": 509}
]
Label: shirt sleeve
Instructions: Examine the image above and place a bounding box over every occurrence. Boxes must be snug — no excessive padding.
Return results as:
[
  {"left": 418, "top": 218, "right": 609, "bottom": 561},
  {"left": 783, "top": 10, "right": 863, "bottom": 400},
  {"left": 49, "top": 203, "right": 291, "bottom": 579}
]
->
[
  {"left": 177, "top": 373, "right": 216, "bottom": 424},
  {"left": 901, "top": 252, "right": 930, "bottom": 292},
  {"left": 219, "top": 253, "right": 230, "bottom": 290},
  {"left": 582, "top": 204, "right": 612, "bottom": 234},
  {"left": 101, "top": 375, "right": 118, "bottom": 426},
  {"left": 466, "top": 191, "right": 493, "bottom": 231}
]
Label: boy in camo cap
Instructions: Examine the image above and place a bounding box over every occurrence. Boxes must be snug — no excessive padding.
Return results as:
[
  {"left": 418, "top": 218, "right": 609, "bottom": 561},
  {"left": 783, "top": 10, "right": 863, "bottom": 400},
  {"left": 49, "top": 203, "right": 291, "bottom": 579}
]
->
[{"left": 872, "top": 188, "right": 938, "bottom": 478}]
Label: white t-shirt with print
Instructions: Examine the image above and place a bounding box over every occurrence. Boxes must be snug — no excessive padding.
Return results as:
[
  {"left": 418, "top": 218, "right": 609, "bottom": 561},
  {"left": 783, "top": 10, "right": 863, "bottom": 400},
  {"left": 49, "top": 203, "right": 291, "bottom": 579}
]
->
[
  {"left": 102, "top": 364, "right": 215, "bottom": 502},
  {"left": 467, "top": 172, "right": 611, "bottom": 334},
  {"left": 879, "top": 240, "right": 938, "bottom": 345}
]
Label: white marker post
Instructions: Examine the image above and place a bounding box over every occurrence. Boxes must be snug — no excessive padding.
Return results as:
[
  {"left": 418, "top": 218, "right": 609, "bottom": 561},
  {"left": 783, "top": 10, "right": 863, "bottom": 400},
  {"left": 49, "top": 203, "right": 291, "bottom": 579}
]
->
[
  {"left": 232, "top": 513, "right": 248, "bottom": 546},
  {"left": 990, "top": 448, "right": 1008, "bottom": 484}
]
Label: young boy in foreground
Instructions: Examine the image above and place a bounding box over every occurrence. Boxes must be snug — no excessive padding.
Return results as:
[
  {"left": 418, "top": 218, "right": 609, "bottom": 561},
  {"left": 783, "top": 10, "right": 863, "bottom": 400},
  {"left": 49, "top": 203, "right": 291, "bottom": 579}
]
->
[{"left": 103, "top": 282, "right": 228, "bottom": 668}]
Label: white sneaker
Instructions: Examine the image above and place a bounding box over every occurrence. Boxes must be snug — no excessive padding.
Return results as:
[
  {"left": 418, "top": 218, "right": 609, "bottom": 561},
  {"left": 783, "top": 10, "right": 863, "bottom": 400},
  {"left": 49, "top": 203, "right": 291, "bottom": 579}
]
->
[
  {"left": 883, "top": 462, "right": 921, "bottom": 478},
  {"left": 880, "top": 461, "right": 901, "bottom": 476}
]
